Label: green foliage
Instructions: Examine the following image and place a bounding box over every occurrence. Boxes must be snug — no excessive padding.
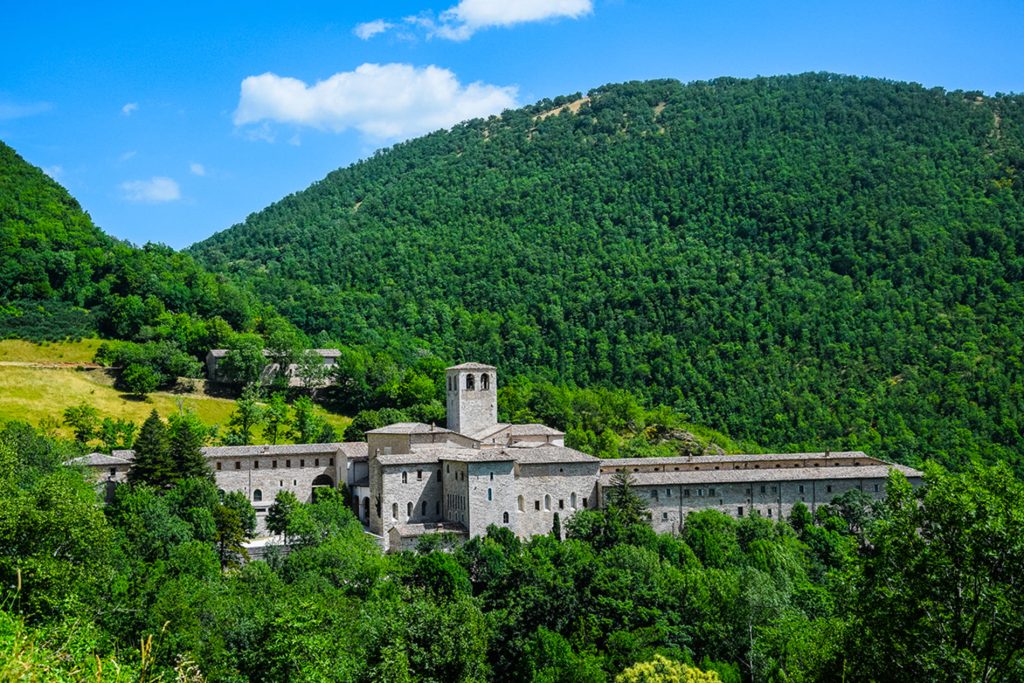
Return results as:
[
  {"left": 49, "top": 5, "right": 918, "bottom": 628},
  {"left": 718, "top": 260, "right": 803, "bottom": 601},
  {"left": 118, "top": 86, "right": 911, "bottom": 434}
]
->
[
  {"left": 62, "top": 401, "right": 99, "bottom": 443},
  {"left": 127, "top": 410, "right": 175, "bottom": 488},
  {"left": 225, "top": 384, "right": 264, "bottom": 445},
  {"left": 168, "top": 411, "right": 213, "bottom": 482},
  {"left": 192, "top": 74, "right": 1024, "bottom": 473}
]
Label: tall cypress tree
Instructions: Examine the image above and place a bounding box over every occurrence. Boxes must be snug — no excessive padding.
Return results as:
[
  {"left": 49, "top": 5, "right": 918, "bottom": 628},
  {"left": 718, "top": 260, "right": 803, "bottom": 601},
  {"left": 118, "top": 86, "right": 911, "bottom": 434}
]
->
[
  {"left": 128, "top": 410, "right": 175, "bottom": 488},
  {"left": 169, "top": 411, "right": 213, "bottom": 482}
]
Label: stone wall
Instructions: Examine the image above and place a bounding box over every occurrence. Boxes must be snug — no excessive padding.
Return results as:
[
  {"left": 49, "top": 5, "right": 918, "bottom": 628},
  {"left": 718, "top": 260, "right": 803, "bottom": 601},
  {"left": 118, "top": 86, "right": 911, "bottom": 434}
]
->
[
  {"left": 379, "top": 464, "right": 444, "bottom": 532},
  {"left": 466, "top": 461, "right": 517, "bottom": 537},
  {"left": 513, "top": 462, "right": 600, "bottom": 539}
]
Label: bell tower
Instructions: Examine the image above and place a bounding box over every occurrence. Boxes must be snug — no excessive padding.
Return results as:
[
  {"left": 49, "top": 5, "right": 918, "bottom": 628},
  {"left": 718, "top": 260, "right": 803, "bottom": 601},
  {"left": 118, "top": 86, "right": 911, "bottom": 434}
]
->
[{"left": 445, "top": 362, "right": 497, "bottom": 436}]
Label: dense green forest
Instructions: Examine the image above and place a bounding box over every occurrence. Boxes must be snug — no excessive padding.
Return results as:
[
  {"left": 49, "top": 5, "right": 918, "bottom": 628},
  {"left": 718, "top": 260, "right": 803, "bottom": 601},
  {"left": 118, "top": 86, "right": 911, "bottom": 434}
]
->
[
  {"left": 2, "top": 419, "right": 1022, "bottom": 681},
  {"left": 192, "top": 73, "right": 1024, "bottom": 473}
]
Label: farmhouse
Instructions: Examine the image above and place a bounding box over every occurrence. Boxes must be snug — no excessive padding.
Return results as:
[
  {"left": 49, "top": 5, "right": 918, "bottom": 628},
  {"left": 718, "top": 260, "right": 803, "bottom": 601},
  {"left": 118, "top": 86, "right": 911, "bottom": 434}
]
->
[
  {"left": 205, "top": 348, "right": 340, "bottom": 387},
  {"left": 70, "top": 362, "right": 923, "bottom": 548}
]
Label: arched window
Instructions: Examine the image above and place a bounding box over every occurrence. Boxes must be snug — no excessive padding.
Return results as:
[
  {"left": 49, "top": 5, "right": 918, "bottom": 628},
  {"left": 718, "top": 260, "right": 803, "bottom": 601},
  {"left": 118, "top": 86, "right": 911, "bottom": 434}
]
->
[
  {"left": 402, "top": 471, "right": 407, "bottom": 483},
  {"left": 487, "top": 488, "right": 493, "bottom": 501},
  {"left": 407, "top": 502, "right": 413, "bottom": 518},
  {"left": 503, "top": 511, "right": 509, "bottom": 524},
  {"left": 518, "top": 495, "right": 525, "bottom": 512},
  {"left": 481, "top": 373, "right": 490, "bottom": 390},
  {"left": 570, "top": 492, "right": 576, "bottom": 509},
  {"left": 391, "top": 503, "right": 398, "bottom": 520},
  {"left": 466, "top": 374, "right": 475, "bottom": 390},
  {"left": 544, "top": 494, "right": 551, "bottom": 511},
  {"left": 253, "top": 489, "right": 263, "bottom": 502},
  {"left": 421, "top": 501, "right": 427, "bottom": 516}
]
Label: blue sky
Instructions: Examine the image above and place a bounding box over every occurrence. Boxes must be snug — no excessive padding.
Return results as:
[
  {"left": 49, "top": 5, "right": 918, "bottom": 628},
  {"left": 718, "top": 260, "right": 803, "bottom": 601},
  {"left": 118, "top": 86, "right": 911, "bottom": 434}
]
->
[{"left": 3, "top": 0, "right": 1023, "bottom": 249}]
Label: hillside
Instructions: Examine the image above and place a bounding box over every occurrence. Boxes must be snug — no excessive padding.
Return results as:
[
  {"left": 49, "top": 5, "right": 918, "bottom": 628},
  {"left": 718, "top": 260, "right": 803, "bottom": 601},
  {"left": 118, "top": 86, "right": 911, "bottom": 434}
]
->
[{"left": 191, "top": 73, "right": 1024, "bottom": 471}]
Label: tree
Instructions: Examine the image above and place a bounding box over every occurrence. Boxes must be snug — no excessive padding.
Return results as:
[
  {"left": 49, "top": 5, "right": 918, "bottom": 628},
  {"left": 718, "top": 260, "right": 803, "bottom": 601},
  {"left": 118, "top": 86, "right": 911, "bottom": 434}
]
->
[
  {"left": 616, "top": 655, "right": 722, "bottom": 683},
  {"left": 262, "top": 392, "right": 290, "bottom": 445},
  {"left": 168, "top": 411, "right": 213, "bottom": 481},
  {"left": 62, "top": 402, "right": 99, "bottom": 444},
  {"left": 852, "top": 464, "right": 1024, "bottom": 682},
  {"left": 127, "top": 410, "right": 175, "bottom": 488},
  {"left": 221, "top": 490, "right": 257, "bottom": 538},
  {"left": 552, "top": 511, "right": 562, "bottom": 540},
  {"left": 97, "top": 417, "right": 137, "bottom": 451},
  {"left": 218, "top": 333, "right": 265, "bottom": 386},
  {"left": 290, "top": 395, "right": 327, "bottom": 444},
  {"left": 267, "top": 489, "right": 300, "bottom": 540},
  {"left": 120, "top": 362, "right": 161, "bottom": 397},
  {"left": 226, "top": 384, "right": 264, "bottom": 445},
  {"left": 295, "top": 349, "right": 330, "bottom": 395},
  {"left": 605, "top": 470, "right": 650, "bottom": 526},
  {"left": 214, "top": 503, "right": 249, "bottom": 568}
]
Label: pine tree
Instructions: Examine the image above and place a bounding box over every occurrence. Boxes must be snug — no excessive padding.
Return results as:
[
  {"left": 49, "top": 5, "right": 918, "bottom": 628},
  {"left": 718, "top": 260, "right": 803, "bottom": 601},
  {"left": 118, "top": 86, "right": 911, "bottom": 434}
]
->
[
  {"left": 168, "top": 411, "right": 213, "bottom": 482},
  {"left": 127, "top": 410, "right": 175, "bottom": 488}
]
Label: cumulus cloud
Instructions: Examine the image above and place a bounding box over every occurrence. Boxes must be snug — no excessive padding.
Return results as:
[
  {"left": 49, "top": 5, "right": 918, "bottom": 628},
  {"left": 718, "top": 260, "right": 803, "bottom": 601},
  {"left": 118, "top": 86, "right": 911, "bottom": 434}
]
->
[
  {"left": 122, "top": 102, "right": 138, "bottom": 116},
  {"left": 354, "top": 19, "right": 394, "bottom": 39},
  {"left": 360, "top": 0, "right": 591, "bottom": 41},
  {"left": 233, "top": 63, "right": 517, "bottom": 140},
  {"left": 120, "top": 177, "right": 180, "bottom": 202},
  {"left": 189, "top": 162, "right": 206, "bottom": 176},
  {"left": 0, "top": 100, "right": 52, "bottom": 121}
]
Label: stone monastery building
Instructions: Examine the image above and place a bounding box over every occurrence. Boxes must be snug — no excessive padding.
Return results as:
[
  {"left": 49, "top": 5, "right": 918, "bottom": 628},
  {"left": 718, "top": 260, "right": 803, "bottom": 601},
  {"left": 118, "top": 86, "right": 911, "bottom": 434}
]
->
[{"left": 70, "top": 363, "right": 922, "bottom": 551}]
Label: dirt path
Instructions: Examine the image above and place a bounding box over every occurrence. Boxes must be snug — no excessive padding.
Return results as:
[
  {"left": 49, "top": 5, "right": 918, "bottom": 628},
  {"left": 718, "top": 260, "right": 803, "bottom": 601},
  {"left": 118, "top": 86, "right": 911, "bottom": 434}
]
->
[{"left": 0, "top": 361, "right": 103, "bottom": 368}]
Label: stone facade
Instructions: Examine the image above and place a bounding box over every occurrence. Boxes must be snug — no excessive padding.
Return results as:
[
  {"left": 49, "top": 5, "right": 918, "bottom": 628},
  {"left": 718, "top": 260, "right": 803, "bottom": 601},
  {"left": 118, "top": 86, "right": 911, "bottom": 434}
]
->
[
  {"left": 205, "top": 348, "right": 340, "bottom": 387},
  {"left": 69, "top": 363, "right": 924, "bottom": 549}
]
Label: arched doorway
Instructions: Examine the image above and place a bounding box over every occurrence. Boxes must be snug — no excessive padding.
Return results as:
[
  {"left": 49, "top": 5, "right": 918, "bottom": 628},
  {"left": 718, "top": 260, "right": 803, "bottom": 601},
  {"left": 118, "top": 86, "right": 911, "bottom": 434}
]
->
[{"left": 312, "top": 473, "right": 334, "bottom": 489}]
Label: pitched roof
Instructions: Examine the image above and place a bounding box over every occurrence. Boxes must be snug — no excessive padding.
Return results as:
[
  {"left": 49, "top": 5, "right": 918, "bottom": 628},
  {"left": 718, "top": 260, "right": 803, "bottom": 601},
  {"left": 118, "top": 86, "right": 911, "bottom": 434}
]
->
[
  {"left": 598, "top": 451, "right": 878, "bottom": 470},
  {"left": 102, "top": 442, "right": 357, "bottom": 462},
  {"left": 446, "top": 362, "right": 496, "bottom": 371},
  {"left": 508, "top": 444, "right": 600, "bottom": 464},
  {"left": 600, "top": 463, "right": 922, "bottom": 487},
  {"left": 64, "top": 452, "right": 132, "bottom": 467},
  {"left": 207, "top": 348, "right": 340, "bottom": 358},
  {"left": 470, "top": 423, "right": 564, "bottom": 441},
  {"left": 338, "top": 442, "right": 369, "bottom": 460},
  {"left": 366, "top": 422, "right": 452, "bottom": 435}
]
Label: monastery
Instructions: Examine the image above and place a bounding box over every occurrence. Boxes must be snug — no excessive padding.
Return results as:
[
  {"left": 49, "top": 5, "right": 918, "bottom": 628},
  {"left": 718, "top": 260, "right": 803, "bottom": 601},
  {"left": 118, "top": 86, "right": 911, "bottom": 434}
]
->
[{"left": 70, "top": 362, "right": 922, "bottom": 551}]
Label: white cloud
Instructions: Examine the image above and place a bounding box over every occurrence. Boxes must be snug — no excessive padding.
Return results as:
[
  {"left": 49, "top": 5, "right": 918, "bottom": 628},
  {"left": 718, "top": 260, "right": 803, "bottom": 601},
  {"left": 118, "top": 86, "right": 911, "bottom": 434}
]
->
[
  {"left": 118, "top": 150, "right": 137, "bottom": 162},
  {"left": 119, "top": 177, "right": 180, "bottom": 202},
  {"left": 189, "top": 162, "right": 206, "bottom": 176},
  {"left": 233, "top": 63, "right": 517, "bottom": 140},
  {"left": 122, "top": 102, "right": 138, "bottom": 116},
  {"left": 0, "top": 100, "right": 51, "bottom": 121},
  {"left": 354, "top": 19, "right": 394, "bottom": 39},
  {"left": 42, "top": 165, "right": 63, "bottom": 180}
]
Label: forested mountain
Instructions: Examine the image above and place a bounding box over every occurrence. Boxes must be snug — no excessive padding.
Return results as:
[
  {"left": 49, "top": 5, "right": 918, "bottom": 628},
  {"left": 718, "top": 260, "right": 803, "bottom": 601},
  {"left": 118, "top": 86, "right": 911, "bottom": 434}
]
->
[
  {"left": 0, "top": 141, "right": 258, "bottom": 342},
  {"left": 191, "top": 73, "right": 1024, "bottom": 472}
]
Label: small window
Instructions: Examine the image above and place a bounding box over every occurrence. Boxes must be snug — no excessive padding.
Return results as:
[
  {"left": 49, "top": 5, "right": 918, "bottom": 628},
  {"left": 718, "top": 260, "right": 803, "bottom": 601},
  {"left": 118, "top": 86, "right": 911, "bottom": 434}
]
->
[
  {"left": 697, "top": 488, "right": 705, "bottom": 497},
  {"left": 683, "top": 488, "right": 690, "bottom": 497},
  {"left": 417, "top": 469, "right": 423, "bottom": 480},
  {"left": 402, "top": 472, "right": 408, "bottom": 484},
  {"left": 559, "top": 499, "right": 564, "bottom": 509},
  {"left": 407, "top": 502, "right": 413, "bottom": 517},
  {"left": 488, "top": 488, "right": 493, "bottom": 501},
  {"left": 466, "top": 374, "right": 475, "bottom": 390},
  {"left": 771, "top": 486, "right": 777, "bottom": 493},
  {"left": 518, "top": 495, "right": 525, "bottom": 511},
  {"left": 760, "top": 485, "right": 766, "bottom": 494},
  {"left": 293, "top": 479, "right": 296, "bottom": 486},
  {"left": 709, "top": 487, "right": 716, "bottom": 496},
  {"left": 286, "top": 459, "right": 291, "bottom": 468},
  {"left": 482, "top": 373, "right": 491, "bottom": 390},
  {"left": 216, "top": 462, "right": 222, "bottom": 470},
  {"left": 109, "top": 467, "right": 117, "bottom": 477},
  {"left": 799, "top": 484, "right": 805, "bottom": 494},
  {"left": 874, "top": 483, "right": 880, "bottom": 492},
  {"left": 392, "top": 503, "right": 398, "bottom": 520},
  {"left": 421, "top": 501, "right": 427, "bottom": 515},
  {"left": 666, "top": 488, "right": 672, "bottom": 497},
  {"left": 662, "top": 512, "right": 668, "bottom": 521},
  {"left": 272, "top": 460, "right": 278, "bottom": 468},
  {"left": 570, "top": 492, "right": 577, "bottom": 508},
  {"left": 737, "top": 506, "right": 744, "bottom": 517},
  {"left": 330, "top": 458, "right": 334, "bottom": 466},
  {"left": 503, "top": 511, "right": 509, "bottom": 523},
  {"left": 489, "top": 472, "right": 494, "bottom": 481},
  {"left": 544, "top": 495, "right": 551, "bottom": 511},
  {"left": 826, "top": 485, "right": 833, "bottom": 493},
  {"left": 535, "top": 500, "right": 540, "bottom": 511},
  {"left": 583, "top": 497, "right": 589, "bottom": 508},
  {"left": 279, "top": 480, "right": 283, "bottom": 486},
  {"left": 253, "top": 489, "right": 262, "bottom": 502},
  {"left": 300, "top": 459, "right": 305, "bottom": 467},
  {"left": 651, "top": 491, "right": 658, "bottom": 500},
  {"left": 746, "top": 487, "right": 752, "bottom": 495},
  {"left": 315, "top": 458, "right": 319, "bottom": 467},
  {"left": 446, "top": 464, "right": 450, "bottom": 473},
  {"left": 235, "top": 461, "right": 241, "bottom": 470},
  {"left": 768, "top": 509, "right": 773, "bottom": 517}
]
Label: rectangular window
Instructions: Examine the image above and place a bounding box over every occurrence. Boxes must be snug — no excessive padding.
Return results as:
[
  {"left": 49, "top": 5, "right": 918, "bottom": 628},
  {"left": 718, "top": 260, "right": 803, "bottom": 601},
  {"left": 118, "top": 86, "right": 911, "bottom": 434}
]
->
[
  {"left": 826, "top": 485, "right": 833, "bottom": 493},
  {"left": 709, "top": 487, "right": 716, "bottom": 497},
  {"left": 330, "top": 458, "right": 334, "bottom": 466},
  {"left": 760, "top": 485, "right": 766, "bottom": 494},
  {"left": 535, "top": 501, "right": 540, "bottom": 511},
  {"left": 583, "top": 498, "right": 588, "bottom": 508},
  {"left": 697, "top": 488, "right": 704, "bottom": 497},
  {"left": 417, "top": 470, "right": 423, "bottom": 480},
  {"left": 216, "top": 462, "right": 222, "bottom": 470},
  {"left": 315, "top": 458, "right": 319, "bottom": 467},
  {"left": 273, "top": 460, "right": 278, "bottom": 468},
  {"left": 666, "top": 488, "right": 672, "bottom": 497},
  {"left": 300, "top": 459, "right": 305, "bottom": 467},
  {"left": 737, "top": 506, "right": 744, "bottom": 517},
  {"left": 254, "top": 460, "right": 259, "bottom": 469},
  {"left": 235, "top": 461, "right": 241, "bottom": 470},
  {"left": 559, "top": 499, "right": 564, "bottom": 509},
  {"left": 874, "top": 483, "right": 880, "bottom": 492},
  {"left": 662, "top": 512, "right": 668, "bottom": 520},
  {"left": 798, "top": 484, "right": 805, "bottom": 494},
  {"left": 768, "top": 509, "right": 773, "bottom": 517},
  {"left": 286, "top": 459, "right": 291, "bottom": 468},
  {"left": 745, "top": 487, "right": 752, "bottom": 495},
  {"left": 109, "top": 467, "right": 117, "bottom": 477},
  {"left": 683, "top": 488, "right": 690, "bottom": 497},
  {"left": 771, "top": 486, "right": 777, "bottom": 493}
]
